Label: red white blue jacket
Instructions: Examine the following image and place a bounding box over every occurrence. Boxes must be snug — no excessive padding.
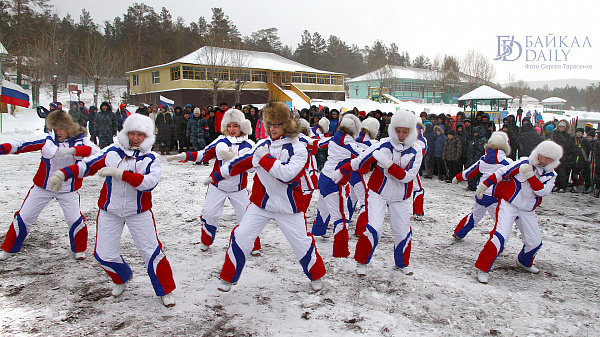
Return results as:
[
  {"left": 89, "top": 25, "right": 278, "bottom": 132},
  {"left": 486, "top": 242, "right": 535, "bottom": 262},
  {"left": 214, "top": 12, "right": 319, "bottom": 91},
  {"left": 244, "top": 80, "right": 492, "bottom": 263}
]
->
[
  {"left": 185, "top": 135, "right": 254, "bottom": 193},
  {"left": 321, "top": 130, "right": 363, "bottom": 179},
  {"left": 341, "top": 138, "right": 423, "bottom": 202},
  {"left": 457, "top": 148, "right": 512, "bottom": 196},
  {"left": 0, "top": 132, "right": 96, "bottom": 193},
  {"left": 211, "top": 136, "right": 307, "bottom": 214},
  {"left": 481, "top": 158, "right": 556, "bottom": 211},
  {"left": 299, "top": 134, "right": 319, "bottom": 193},
  {"left": 61, "top": 144, "right": 161, "bottom": 216},
  {"left": 350, "top": 131, "right": 379, "bottom": 186}
]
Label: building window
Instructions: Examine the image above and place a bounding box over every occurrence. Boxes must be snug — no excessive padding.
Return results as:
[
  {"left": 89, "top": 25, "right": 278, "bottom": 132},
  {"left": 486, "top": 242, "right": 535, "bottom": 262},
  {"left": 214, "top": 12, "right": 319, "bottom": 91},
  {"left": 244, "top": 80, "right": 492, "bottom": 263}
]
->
[
  {"left": 316, "top": 75, "right": 325, "bottom": 84},
  {"left": 331, "top": 75, "right": 343, "bottom": 85},
  {"left": 291, "top": 73, "right": 301, "bottom": 83},
  {"left": 195, "top": 67, "right": 206, "bottom": 80},
  {"left": 302, "top": 73, "right": 316, "bottom": 84},
  {"left": 251, "top": 70, "right": 266, "bottom": 82},
  {"left": 219, "top": 68, "right": 229, "bottom": 81},
  {"left": 132, "top": 74, "right": 139, "bottom": 86},
  {"left": 182, "top": 66, "right": 194, "bottom": 79},
  {"left": 241, "top": 69, "right": 250, "bottom": 82},
  {"left": 170, "top": 67, "right": 180, "bottom": 81},
  {"left": 152, "top": 71, "right": 160, "bottom": 84}
]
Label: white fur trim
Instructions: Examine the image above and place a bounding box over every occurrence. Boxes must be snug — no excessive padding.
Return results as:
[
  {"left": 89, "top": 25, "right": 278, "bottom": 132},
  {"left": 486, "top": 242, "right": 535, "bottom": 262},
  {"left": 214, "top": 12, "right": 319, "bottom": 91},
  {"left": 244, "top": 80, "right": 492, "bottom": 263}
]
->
[
  {"left": 221, "top": 109, "right": 250, "bottom": 136},
  {"left": 339, "top": 114, "right": 361, "bottom": 137},
  {"left": 318, "top": 117, "right": 330, "bottom": 132},
  {"left": 299, "top": 118, "right": 311, "bottom": 134},
  {"left": 529, "top": 140, "right": 563, "bottom": 172},
  {"left": 361, "top": 117, "right": 380, "bottom": 137},
  {"left": 388, "top": 109, "right": 417, "bottom": 146},
  {"left": 491, "top": 131, "right": 509, "bottom": 146},
  {"left": 117, "top": 113, "right": 155, "bottom": 153}
]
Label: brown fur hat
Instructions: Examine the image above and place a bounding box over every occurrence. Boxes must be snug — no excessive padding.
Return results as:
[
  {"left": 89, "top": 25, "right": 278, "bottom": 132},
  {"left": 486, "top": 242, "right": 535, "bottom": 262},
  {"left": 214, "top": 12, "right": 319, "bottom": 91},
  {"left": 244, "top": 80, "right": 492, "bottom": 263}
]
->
[
  {"left": 46, "top": 110, "right": 87, "bottom": 138},
  {"left": 262, "top": 101, "right": 301, "bottom": 138}
]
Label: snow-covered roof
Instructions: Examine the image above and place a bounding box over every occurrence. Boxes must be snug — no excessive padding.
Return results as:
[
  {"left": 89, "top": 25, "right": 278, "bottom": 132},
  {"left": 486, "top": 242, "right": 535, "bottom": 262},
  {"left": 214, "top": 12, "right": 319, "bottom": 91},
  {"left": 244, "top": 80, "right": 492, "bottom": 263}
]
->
[
  {"left": 541, "top": 97, "right": 567, "bottom": 104},
  {"left": 347, "top": 65, "right": 472, "bottom": 84},
  {"left": 128, "top": 46, "right": 343, "bottom": 75},
  {"left": 458, "top": 85, "right": 512, "bottom": 100},
  {"left": 0, "top": 42, "right": 8, "bottom": 55},
  {"left": 347, "top": 65, "right": 433, "bottom": 82}
]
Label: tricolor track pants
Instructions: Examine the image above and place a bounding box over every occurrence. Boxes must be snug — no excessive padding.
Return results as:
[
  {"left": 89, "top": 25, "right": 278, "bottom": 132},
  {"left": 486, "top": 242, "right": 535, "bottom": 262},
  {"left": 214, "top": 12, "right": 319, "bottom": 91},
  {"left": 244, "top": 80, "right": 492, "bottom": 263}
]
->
[
  {"left": 94, "top": 209, "right": 176, "bottom": 296},
  {"left": 200, "top": 185, "right": 260, "bottom": 251},
  {"left": 220, "top": 203, "right": 326, "bottom": 284},
  {"left": 453, "top": 194, "right": 498, "bottom": 239},
  {"left": 355, "top": 190, "right": 412, "bottom": 268},
  {"left": 311, "top": 174, "right": 349, "bottom": 257},
  {"left": 475, "top": 200, "right": 543, "bottom": 273},
  {"left": 1, "top": 185, "right": 87, "bottom": 254}
]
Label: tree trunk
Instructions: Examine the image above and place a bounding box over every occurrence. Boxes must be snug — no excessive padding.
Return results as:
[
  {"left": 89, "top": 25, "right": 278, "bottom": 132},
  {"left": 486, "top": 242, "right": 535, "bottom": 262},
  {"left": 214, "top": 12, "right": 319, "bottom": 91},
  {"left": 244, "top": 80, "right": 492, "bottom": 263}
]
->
[{"left": 94, "top": 78, "right": 100, "bottom": 107}]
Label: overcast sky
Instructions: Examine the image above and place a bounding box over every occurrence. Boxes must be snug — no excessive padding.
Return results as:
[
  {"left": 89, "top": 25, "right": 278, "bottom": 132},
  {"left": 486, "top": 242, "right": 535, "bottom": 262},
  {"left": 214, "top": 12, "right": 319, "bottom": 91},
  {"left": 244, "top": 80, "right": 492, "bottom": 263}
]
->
[{"left": 48, "top": 0, "right": 600, "bottom": 83}]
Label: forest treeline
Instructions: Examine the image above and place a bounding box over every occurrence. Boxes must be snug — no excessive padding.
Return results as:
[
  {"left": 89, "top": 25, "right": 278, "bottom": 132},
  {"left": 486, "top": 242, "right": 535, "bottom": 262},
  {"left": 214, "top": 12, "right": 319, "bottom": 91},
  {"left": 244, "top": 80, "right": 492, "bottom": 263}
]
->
[{"left": 1, "top": 1, "right": 599, "bottom": 110}]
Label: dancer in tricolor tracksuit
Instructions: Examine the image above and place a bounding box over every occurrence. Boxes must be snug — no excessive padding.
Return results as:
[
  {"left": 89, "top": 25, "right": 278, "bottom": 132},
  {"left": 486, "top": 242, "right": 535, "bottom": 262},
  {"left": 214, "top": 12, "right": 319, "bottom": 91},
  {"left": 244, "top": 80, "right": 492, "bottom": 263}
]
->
[
  {"left": 473, "top": 140, "right": 562, "bottom": 284},
  {"left": 0, "top": 110, "right": 96, "bottom": 261},
  {"left": 311, "top": 113, "right": 363, "bottom": 257},
  {"left": 411, "top": 122, "right": 427, "bottom": 217},
  {"left": 298, "top": 118, "right": 319, "bottom": 210},
  {"left": 167, "top": 109, "right": 260, "bottom": 254},
  {"left": 346, "top": 117, "right": 379, "bottom": 235},
  {"left": 451, "top": 131, "right": 512, "bottom": 239},
  {"left": 332, "top": 109, "right": 422, "bottom": 276},
  {"left": 206, "top": 102, "right": 326, "bottom": 292},
  {"left": 48, "top": 113, "right": 177, "bottom": 306}
]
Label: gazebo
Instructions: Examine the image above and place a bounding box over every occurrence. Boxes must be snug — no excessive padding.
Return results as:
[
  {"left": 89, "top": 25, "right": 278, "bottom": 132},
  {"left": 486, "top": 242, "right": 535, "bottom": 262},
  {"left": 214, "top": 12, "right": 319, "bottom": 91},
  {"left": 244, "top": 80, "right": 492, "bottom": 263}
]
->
[
  {"left": 458, "top": 85, "right": 513, "bottom": 121},
  {"left": 541, "top": 97, "right": 566, "bottom": 115}
]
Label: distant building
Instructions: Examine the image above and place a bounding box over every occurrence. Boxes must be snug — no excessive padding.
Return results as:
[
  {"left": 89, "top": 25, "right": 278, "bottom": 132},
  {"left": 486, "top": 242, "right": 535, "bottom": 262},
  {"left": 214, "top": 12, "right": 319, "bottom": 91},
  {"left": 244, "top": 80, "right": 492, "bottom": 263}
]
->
[
  {"left": 127, "top": 46, "right": 345, "bottom": 108},
  {"left": 347, "top": 65, "right": 470, "bottom": 104}
]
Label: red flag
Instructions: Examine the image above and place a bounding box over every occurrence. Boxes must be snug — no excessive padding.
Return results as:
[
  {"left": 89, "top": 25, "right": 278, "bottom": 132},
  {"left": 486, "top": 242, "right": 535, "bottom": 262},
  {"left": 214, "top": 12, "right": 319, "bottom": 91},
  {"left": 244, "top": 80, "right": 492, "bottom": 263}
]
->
[{"left": 318, "top": 105, "right": 323, "bottom": 111}]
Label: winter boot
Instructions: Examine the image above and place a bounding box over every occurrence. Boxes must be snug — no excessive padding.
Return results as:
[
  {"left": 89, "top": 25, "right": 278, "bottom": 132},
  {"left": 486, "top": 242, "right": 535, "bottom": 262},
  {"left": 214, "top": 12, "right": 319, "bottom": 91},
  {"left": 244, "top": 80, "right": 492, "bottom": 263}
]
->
[
  {"left": 395, "top": 265, "right": 414, "bottom": 276},
  {"left": 477, "top": 270, "right": 489, "bottom": 284},
  {"left": 74, "top": 252, "right": 86, "bottom": 260},
  {"left": 161, "top": 293, "right": 176, "bottom": 307},
  {"left": 311, "top": 279, "right": 324, "bottom": 291},
  {"left": 217, "top": 279, "right": 233, "bottom": 292},
  {"left": 517, "top": 260, "right": 539, "bottom": 274},
  {"left": 356, "top": 262, "right": 367, "bottom": 276},
  {"left": 0, "top": 250, "right": 13, "bottom": 261}
]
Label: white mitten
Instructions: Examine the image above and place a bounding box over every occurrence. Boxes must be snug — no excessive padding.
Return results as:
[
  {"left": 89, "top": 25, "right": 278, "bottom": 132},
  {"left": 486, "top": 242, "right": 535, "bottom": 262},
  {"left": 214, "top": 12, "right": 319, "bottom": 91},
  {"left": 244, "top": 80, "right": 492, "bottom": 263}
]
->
[
  {"left": 203, "top": 176, "right": 214, "bottom": 186},
  {"left": 520, "top": 163, "right": 534, "bottom": 179},
  {"left": 252, "top": 146, "right": 270, "bottom": 166},
  {"left": 475, "top": 182, "right": 487, "bottom": 199},
  {"left": 48, "top": 171, "right": 66, "bottom": 192},
  {"left": 331, "top": 169, "right": 344, "bottom": 184},
  {"left": 98, "top": 167, "right": 124, "bottom": 180},
  {"left": 166, "top": 153, "right": 187, "bottom": 162},
  {"left": 55, "top": 147, "right": 76, "bottom": 157},
  {"left": 452, "top": 177, "right": 459, "bottom": 184},
  {"left": 219, "top": 148, "right": 236, "bottom": 161},
  {"left": 372, "top": 149, "right": 393, "bottom": 169}
]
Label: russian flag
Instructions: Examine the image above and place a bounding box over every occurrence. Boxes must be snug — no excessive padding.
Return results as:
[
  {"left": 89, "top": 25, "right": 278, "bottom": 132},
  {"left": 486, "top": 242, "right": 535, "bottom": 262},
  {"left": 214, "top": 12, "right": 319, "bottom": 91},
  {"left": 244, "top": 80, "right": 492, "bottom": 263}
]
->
[
  {"left": 159, "top": 95, "right": 174, "bottom": 109},
  {"left": 1, "top": 80, "right": 30, "bottom": 108}
]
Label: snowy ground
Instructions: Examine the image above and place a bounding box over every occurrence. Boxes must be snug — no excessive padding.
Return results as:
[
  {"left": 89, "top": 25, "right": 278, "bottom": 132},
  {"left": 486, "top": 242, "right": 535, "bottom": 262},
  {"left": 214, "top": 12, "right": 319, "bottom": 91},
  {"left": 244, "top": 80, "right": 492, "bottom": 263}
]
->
[{"left": 1, "top": 108, "right": 600, "bottom": 336}]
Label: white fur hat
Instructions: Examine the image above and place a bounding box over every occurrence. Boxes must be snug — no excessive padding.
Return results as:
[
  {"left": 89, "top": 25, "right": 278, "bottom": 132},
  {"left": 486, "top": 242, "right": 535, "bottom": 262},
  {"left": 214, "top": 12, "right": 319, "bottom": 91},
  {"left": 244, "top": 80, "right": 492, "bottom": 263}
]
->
[
  {"left": 529, "top": 140, "right": 563, "bottom": 171},
  {"left": 298, "top": 118, "right": 312, "bottom": 136},
  {"left": 221, "top": 109, "right": 252, "bottom": 136},
  {"left": 486, "top": 131, "right": 511, "bottom": 155},
  {"left": 339, "top": 114, "right": 361, "bottom": 137},
  {"left": 117, "top": 113, "right": 155, "bottom": 153},
  {"left": 318, "top": 117, "right": 330, "bottom": 133},
  {"left": 361, "top": 117, "right": 380, "bottom": 138},
  {"left": 388, "top": 109, "right": 417, "bottom": 146}
]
